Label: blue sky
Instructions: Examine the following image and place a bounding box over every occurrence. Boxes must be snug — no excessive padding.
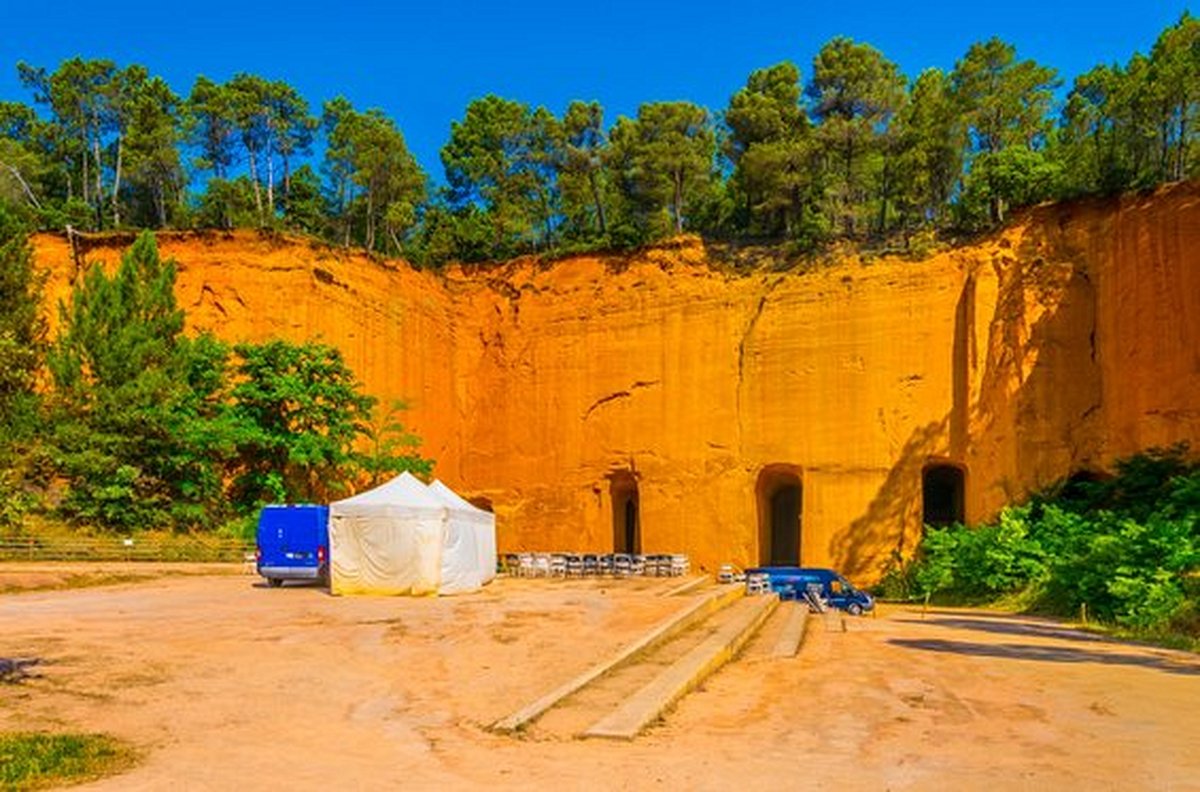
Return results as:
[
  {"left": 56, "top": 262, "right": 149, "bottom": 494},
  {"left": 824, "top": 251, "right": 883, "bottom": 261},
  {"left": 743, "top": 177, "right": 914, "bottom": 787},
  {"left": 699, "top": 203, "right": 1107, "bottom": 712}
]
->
[{"left": 0, "top": 0, "right": 1190, "bottom": 181}]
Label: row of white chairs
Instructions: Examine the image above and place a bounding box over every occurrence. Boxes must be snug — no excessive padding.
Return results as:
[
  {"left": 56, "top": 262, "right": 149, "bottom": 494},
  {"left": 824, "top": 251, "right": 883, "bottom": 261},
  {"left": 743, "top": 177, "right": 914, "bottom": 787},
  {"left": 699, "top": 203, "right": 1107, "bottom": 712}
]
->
[{"left": 502, "top": 552, "right": 690, "bottom": 578}]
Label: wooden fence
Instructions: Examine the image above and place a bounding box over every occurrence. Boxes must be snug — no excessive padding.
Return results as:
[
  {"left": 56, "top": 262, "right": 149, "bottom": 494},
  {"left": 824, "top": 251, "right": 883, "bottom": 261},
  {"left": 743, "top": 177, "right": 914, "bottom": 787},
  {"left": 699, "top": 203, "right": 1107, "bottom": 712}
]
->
[{"left": 0, "top": 536, "right": 254, "bottom": 563}]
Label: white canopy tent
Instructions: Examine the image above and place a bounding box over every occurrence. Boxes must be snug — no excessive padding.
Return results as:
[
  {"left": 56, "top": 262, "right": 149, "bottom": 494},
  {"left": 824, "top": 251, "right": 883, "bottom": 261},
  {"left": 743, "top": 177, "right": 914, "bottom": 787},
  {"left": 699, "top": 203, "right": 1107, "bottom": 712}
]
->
[
  {"left": 329, "top": 472, "right": 482, "bottom": 596},
  {"left": 426, "top": 479, "right": 497, "bottom": 584}
]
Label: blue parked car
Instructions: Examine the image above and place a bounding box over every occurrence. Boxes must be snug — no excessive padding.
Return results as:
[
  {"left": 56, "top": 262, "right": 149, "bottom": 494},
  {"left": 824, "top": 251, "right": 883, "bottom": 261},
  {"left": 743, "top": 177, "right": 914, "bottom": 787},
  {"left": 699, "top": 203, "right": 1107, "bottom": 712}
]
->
[
  {"left": 745, "top": 567, "right": 874, "bottom": 615},
  {"left": 256, "top": 505, "right": 330, "bottom": 587}
]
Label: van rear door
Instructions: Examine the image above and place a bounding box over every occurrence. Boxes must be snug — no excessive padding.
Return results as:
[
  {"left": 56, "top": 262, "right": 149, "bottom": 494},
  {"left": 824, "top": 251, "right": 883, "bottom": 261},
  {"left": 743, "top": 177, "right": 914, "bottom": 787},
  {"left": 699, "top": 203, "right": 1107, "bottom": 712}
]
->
[{"left": 256, "top": 505, "right": 329, "bottom": 585}]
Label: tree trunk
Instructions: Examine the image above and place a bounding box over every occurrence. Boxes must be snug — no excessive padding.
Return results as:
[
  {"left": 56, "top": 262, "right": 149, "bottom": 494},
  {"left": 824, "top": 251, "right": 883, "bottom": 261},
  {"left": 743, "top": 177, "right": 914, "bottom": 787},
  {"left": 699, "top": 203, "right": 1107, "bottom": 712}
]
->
[
  {"left": 1160, "top": 112, "right": 1173, "bottom": 181},
  {"left": 266, "top": 137, "right": 275, "bottom": 219},
  {"left": 1175, "top": 114, "right": 1188, "bottom": 181},
  {"left": 844, "top": 133, "right": 856, "bottom": 237},
  {"left": 282, "top": 153, "right": 291, "bottom": 202},
  {"left": 588, "top": 170, "right": 607, "bottom": 235},
  {"left": 155, "top": 180, "right": 167, "bottom": 228},
  {"left": 539, "top": 188, "right": 553, "bottom": 249},
  {"left": 673, "top": 169, "right": 684, "bottom": 234},
  {"left": 0, "top": 160, "right": 42, "bottom": 209},
  {"left": 111, "top": 133, "right": 123, "bottom": 227},
  {"left": 876, "top": 152, "right": 890, "bottom": 235},
  {"left": 365, "top": 190, "right": 375, "bottom": 250},
  {"left": 80, "top": 138, "right": 89, "bottom": 208},
  {"left": 247, "top": 147, "right": 263, "bottom": 225},
  {"left": 93, "top": 133, "right": 103, "bottom": 228}
]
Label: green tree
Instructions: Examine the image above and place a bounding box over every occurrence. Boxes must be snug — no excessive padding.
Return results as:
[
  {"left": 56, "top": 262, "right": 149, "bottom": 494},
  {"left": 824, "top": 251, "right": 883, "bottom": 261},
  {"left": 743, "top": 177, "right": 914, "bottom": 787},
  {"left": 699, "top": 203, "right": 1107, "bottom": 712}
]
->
[
  {"left": 194, "top": 176, "right": 258, "bottom": 230},
  {"left": 18, "top": 58, "right": 119, "bottom": 228},
  {"left": 609, "top": 101, "right": 715, "bottom": 237},
  {"left": 0, "top": 101, "right": 48, "bottom": 214},
  {"left": 226, "top": 73, "right": 272, "bottom": 223},
  {"left": 48, "top": 232, "right": 233, "bottom": 528},
  {"left": 186, "top": 76, "right": 238, "bottom": 179},
  {"left": 280, "top": 163, "right": 327, "bottom": 235},
  {"left": 1148, "top": 13, "right": 1200, "bottom": 182},
  {"left": 951, "top": 38, "right": 1059, "bottom": 223},
  {"left": 120, "top": 75, "right": 185, "bottom": 227},
  {"left": 806, "top": 38, "right": 907, "bottom": 236},
  {"left": 559, "top": 100, "right": 611, "bottom": 240},
  {"left": 0, "top": 206, "right": 45, "bottom": 421},
  {"left": 441, "top": 95, "right": 561, "bottom": 257},
  {"left": 359, "top": 399, "right": 435, "bottom": 485},
  {"left": 323, "top": 97, "right": 426, "bottom": 252},
  {"left": 724, "top": 61, "right": 821, "bottom": 238},
  {"left": 227, "top": 339, "right": 376, "bottom": 506},
  {"left": 890, "top": 68, "right": 964, "bottom": 236},
  {"left": 1058, "top": 16, "right": 1200, "bottom": 197}
]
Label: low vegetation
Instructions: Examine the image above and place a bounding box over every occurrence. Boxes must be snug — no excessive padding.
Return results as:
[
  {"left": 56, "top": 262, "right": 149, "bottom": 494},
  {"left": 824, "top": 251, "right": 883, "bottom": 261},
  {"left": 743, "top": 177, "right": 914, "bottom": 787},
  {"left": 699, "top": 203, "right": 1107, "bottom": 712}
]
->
[
  {"left": 882, "top": 447, "right": 1200, "bottom": 648},
  {"left": 0, "top": 732, "right": 135, "bottom": 790}
]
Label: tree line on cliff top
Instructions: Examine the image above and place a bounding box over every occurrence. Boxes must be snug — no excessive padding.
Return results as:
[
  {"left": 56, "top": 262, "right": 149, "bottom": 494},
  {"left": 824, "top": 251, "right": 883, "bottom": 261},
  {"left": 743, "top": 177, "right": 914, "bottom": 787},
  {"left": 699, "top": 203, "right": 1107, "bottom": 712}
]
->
[
  {"left": 0, "top": 15, "right": 1198, "bottom": 265},
  {"left": 0, "top": 208, "right": 432, "bottom": 535}
]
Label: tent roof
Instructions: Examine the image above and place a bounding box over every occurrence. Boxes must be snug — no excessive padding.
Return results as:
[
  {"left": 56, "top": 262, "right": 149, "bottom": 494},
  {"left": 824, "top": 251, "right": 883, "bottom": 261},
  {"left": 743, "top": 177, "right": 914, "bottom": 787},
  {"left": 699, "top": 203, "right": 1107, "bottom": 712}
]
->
[
  {"left": 427, "top": 479, "right": 489, "bottom": 514},
  {"left": 332, "top": 471, "right": 444, "bottom": 512}
]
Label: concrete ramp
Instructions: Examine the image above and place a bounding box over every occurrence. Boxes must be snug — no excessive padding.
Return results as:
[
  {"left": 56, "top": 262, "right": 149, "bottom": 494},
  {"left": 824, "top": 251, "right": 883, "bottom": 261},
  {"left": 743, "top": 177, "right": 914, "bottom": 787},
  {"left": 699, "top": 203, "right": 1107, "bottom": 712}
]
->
[
  {"left": 490, "top": 583, "right": 743, "bottom": 733},
  {"left": 771, "top": 601, "right": 809, "bottom": 658},
  {"left": 582, "top": 594, "right": 778, "bottom": 740}
]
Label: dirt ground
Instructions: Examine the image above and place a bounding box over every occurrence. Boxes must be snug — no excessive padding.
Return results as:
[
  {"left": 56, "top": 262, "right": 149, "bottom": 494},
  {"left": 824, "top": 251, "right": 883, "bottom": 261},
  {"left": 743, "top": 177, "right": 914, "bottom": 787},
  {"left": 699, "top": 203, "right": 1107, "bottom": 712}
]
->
[{"left": 2, "top": 564, "right": 1198, "bottom": 790}]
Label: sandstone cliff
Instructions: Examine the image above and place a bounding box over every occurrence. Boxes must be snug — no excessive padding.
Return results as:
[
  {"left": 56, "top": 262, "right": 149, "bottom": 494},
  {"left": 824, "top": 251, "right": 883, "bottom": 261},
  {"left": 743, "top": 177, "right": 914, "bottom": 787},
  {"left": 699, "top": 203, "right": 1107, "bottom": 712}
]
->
[{"left": 31, "top": 182, "right": 1200, "bottom": 578}]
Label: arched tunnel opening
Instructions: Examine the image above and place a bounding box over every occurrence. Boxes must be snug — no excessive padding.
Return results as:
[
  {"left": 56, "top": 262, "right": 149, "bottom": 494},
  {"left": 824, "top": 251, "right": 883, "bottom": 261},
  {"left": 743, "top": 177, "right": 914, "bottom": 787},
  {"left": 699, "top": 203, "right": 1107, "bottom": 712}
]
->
[
  {"left": 756, "top": 466, "right": 803, "bottom": 566},
  {"left": 610, "top": 472, "right": 640, "bottom": 553},
  {"left": 923, "top": 463, "right": 966, "bottom": 527}
]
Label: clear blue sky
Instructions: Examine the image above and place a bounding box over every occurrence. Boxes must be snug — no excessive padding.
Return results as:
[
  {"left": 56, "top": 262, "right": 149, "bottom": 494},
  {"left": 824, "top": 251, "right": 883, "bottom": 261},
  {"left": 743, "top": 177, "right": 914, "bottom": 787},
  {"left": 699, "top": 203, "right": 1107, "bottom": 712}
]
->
[{"left": 0, "top": 0, "right": 1190, "bottom": 181}]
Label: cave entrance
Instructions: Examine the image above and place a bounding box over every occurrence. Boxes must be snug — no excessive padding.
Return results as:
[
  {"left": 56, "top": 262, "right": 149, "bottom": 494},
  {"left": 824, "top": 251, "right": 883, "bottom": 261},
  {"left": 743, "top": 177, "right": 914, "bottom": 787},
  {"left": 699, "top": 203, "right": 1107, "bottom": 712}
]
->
[
  {"left": 611, "top": 472, "right": 640, "bottom": 553},
  {"left": 756, "top": 466, "right": 803, "bottom": 566},
  {"left": 923, "top": 463, "right": 966, "bottom": 527}
]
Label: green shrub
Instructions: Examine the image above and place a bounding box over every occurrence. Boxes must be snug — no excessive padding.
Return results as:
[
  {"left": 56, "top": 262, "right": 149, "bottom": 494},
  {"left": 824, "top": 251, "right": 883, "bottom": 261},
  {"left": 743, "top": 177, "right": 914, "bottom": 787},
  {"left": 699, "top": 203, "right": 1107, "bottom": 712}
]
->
[{"left": 899, "top": 448, "right": 1200, "bottom": 638}]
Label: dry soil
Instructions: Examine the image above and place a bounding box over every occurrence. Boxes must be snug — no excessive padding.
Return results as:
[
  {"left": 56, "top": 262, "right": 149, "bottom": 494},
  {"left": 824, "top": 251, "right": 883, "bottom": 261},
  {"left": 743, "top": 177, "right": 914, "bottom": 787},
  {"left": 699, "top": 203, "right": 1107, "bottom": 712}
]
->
[{"left": 1, "top": 565, "right": 1198, "bottom": 790}]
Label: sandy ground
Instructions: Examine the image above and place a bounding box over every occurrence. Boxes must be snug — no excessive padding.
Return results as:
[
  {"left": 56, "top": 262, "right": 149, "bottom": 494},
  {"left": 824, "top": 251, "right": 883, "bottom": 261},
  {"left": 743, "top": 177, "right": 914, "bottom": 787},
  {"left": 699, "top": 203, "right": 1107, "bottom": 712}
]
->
[{"left": 1, "top": 565, "right": 1198, "bottom": 791}]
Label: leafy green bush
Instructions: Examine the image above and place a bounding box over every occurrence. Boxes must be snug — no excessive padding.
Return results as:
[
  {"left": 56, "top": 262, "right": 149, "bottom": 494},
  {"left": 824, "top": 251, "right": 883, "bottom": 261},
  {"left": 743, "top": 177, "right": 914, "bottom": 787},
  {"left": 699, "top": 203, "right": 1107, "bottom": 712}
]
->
[{"left": 895, "top": 447, "right": 1200, "bottom": 637}]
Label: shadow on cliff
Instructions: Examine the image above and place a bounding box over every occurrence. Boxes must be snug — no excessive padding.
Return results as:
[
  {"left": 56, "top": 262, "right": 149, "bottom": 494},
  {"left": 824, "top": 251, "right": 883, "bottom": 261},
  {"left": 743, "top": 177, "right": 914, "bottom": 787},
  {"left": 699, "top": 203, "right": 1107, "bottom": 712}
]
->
[
  {"left": 831, "top": 218, "right": 1104, "bottom": 579},
  {"left": 831, "top": 414, "right": 951, "bottom": 578},
  {"left": 966, "top": 218, "right": 1104, "bottom": 506}
]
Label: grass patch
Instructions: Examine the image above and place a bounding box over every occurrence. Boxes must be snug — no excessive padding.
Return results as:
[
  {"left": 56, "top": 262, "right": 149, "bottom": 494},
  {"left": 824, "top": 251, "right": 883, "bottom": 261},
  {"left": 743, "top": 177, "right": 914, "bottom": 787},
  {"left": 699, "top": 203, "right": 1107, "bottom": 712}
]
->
[{"left": 0, "top": 732, "right": 136, "bottom": 790}]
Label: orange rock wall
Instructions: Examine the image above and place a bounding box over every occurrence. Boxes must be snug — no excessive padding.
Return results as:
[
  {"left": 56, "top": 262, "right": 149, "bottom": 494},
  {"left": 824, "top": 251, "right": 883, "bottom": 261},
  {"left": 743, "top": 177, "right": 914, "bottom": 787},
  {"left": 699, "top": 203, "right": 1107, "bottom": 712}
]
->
[{"left": 31, "top": 183, "right": 1200, "bottom": 579}]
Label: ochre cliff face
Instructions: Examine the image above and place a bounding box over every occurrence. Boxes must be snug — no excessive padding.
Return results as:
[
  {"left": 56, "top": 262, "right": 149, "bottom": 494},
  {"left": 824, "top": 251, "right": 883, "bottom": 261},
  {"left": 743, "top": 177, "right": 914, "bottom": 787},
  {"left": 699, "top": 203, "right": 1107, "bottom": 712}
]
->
[{"left": 31, "top": 183, "right": 1200, "bottom": 579}]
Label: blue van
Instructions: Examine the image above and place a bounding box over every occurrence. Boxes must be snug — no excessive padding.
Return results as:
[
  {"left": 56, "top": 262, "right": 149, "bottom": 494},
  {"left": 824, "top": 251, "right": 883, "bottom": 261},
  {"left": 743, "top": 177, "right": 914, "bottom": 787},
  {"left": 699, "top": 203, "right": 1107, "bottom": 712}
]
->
[
  {"left": 255, "top": 505, "right": 330, "bottom": 587},
  {"left": 745, "top": 567, "right": 875, "bottom": 615}
]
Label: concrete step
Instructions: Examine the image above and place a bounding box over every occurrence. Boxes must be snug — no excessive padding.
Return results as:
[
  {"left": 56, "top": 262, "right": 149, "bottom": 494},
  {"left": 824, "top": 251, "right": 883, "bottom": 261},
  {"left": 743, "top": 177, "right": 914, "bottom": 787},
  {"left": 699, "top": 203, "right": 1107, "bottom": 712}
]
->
[
  {"left": 490, "top": 583, "right": 743, "bottom": 733},
  {"left": 661, "top": 575, "right": 709, "bottom": 597},
  {"left": 771, "top": 601, "right": 809, "bottom": 658},
  {"left": 582, "top": 593, "right": 778, "bottom": 740}
]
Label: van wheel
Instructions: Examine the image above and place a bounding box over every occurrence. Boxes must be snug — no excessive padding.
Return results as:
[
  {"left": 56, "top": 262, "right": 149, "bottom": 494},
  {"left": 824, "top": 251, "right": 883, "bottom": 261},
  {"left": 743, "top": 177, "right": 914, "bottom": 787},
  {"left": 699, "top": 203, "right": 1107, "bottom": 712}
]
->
[
  {"left": 847, "top": 603, "right": 863, "bottom": 616},
  {"left": 268, "top": 578, "right": 283, "bottom": 588}
]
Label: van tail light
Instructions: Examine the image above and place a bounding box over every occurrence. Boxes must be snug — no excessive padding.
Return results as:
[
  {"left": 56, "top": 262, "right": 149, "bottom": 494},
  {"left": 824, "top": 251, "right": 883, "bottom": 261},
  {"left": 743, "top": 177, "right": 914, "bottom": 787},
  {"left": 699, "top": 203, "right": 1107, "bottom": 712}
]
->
[
  {"left": 317, "top": 546, "right": 327, "bottom": 564},
  {"left": 255, "top": 548, "right": 262, "bottom": 562}
]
